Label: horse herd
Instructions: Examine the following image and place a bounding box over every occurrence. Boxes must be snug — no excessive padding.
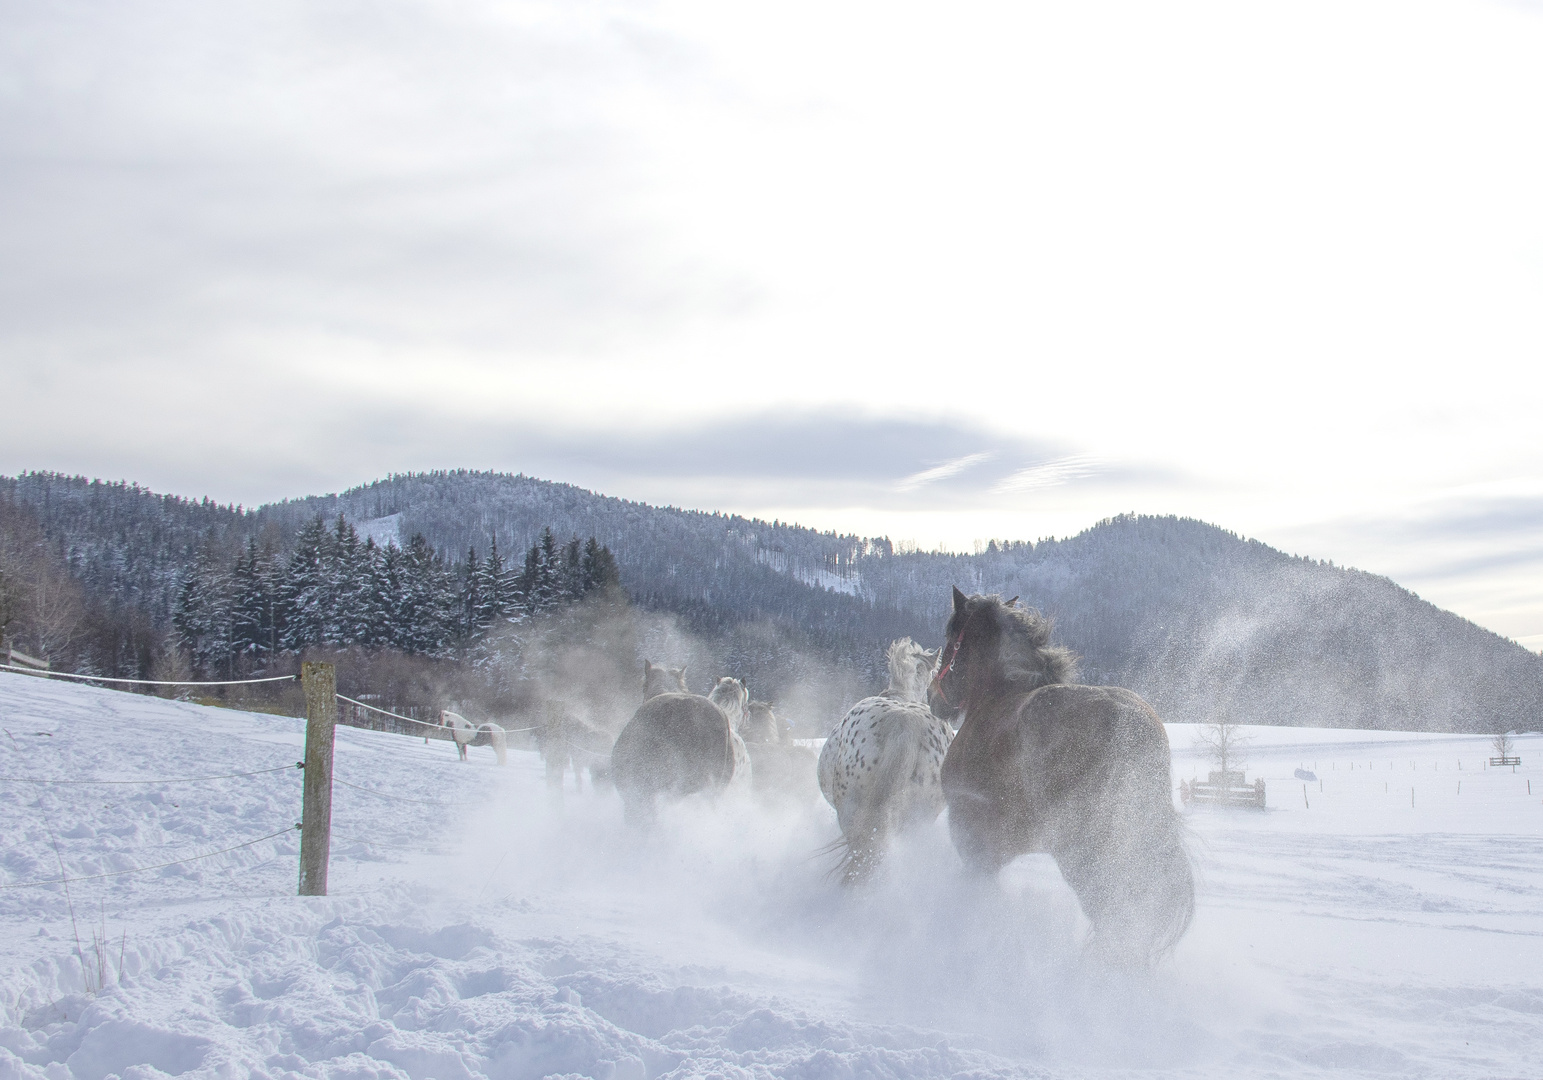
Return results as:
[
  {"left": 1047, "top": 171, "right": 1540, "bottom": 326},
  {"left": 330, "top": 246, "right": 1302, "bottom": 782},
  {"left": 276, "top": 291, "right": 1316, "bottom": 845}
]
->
[{"left": 463, "top": 589, "right": 1194, "bottom": 964}]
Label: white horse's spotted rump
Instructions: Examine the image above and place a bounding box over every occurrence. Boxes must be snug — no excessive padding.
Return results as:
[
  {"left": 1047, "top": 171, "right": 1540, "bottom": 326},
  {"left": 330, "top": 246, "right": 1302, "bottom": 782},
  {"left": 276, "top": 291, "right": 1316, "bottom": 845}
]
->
[{"left": 817, "top": 639, "right": 952, "bottom": 882}]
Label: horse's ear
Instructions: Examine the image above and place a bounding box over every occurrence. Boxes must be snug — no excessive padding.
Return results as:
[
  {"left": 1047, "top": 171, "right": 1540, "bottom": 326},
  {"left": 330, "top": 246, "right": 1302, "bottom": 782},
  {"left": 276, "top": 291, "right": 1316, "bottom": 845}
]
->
[
  {"left": 952, "top": 585, "right": 968, "bottom": 614},
  {"left": 643, "top": 659, "right": 653, "bottom": 673},
  {"left": 1006, "top": 596, "right": 1019, "bottom": 607}
]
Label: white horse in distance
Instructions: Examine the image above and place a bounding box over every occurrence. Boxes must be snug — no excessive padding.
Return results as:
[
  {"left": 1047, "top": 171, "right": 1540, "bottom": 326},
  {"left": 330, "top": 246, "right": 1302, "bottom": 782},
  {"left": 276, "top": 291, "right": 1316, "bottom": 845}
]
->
[
  {"left": 440, "top": 711, "right": 506, "bottom": 764},
  {"left": 707, "top": 676, "right": 753, "bottom": 789}
]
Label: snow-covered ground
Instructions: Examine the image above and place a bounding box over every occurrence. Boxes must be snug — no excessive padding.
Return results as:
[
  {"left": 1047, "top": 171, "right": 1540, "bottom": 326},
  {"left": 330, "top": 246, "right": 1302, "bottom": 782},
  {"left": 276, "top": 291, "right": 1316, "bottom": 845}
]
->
[{"left": 2, "top": 672, "right": 1541, "bottom": 1080}]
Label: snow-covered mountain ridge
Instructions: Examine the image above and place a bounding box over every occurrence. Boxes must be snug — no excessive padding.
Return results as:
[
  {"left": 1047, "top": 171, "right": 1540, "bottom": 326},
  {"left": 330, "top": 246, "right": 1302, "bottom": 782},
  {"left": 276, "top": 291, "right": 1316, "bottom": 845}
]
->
[{"left": 4, "top": 469, "right": 1541, "bottom": 732}]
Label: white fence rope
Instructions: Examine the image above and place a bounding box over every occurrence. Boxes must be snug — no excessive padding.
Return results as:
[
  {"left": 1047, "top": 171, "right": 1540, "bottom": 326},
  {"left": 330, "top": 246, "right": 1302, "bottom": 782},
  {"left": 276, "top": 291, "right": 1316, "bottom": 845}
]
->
[
  {"left": 0, "top": 664, "right": 297, "bottom": 687},
  {"left": 335, "top": 693, "right": 538, "bottom": 734},
  {"left": 0, "top": 824, "right": 299, "bottom": 890},
  {"left": 336, "top": 693, "right": 455, "bottom": 731}
]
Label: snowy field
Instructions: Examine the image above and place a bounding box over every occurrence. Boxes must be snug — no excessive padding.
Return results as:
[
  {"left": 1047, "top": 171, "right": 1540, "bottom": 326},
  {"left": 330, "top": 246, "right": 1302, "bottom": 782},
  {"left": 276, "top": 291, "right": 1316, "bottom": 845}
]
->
[{"left": 2, "top": 672, "right": 1541, "bottom": 1080}]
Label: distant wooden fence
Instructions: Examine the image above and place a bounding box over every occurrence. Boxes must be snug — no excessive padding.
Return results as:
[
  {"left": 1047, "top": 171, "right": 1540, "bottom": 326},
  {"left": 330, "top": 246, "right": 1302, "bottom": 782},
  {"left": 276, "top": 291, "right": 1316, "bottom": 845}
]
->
[
  {"left": 336, "top": 697, "right": 444, "bottom": 738},
  {"left": 3, "top": 642, "right": 49, "bottom": 671},
  {"left": 1490, "top": 756, "right": 1522, "bottom": 767},
  {"left": 1180, "top": 770, "right": 1266, "bottom": 809}
]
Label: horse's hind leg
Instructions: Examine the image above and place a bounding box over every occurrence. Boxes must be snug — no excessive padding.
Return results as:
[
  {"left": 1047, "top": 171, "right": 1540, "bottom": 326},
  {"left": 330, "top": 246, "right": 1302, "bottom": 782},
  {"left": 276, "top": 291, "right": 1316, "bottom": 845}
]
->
[
  {"left": 545, "top": 751, "right": 567, "bottom": 807},
  {"left": 589, "top": 763, "right": 613, "bottom": 794},
  {"left": 1056, "top": 826, "right": 1193, "bottom": 965},
  {"left": 841, "top": 832, "right": 885, "bottom": 886}
]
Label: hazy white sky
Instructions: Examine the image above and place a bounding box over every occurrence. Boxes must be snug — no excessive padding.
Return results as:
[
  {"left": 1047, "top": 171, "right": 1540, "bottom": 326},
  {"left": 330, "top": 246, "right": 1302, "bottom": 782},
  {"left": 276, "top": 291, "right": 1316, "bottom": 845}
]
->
[{"left": 2, "top": 0, "right": 1541, "bottom": 646}]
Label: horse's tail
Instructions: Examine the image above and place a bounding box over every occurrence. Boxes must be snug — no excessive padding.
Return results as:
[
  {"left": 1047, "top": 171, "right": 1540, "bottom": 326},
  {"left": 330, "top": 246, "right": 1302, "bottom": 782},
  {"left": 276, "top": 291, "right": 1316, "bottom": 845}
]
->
[
  {"left": 1140, "top": 805, "right": 1196, "bottom": 963},
  {"left": 837, "top": 710, "right": 928, "bottom": 885},
  {"left": 729, "top": 731, "right": 752, "bottom": 789}
]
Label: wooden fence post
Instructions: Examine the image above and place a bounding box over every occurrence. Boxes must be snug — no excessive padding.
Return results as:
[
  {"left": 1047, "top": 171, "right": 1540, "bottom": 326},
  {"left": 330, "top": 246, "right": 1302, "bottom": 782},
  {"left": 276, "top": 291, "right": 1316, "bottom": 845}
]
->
[{"left": 299, "top": 662, "right": 337, "bottom": 897}]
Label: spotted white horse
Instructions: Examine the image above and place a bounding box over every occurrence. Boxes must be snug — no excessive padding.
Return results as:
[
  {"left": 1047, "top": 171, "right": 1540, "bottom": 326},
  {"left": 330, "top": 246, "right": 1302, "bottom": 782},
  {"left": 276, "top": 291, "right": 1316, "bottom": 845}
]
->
[{"left": 817, "top": 638, "right": 950, "bottom": 883}]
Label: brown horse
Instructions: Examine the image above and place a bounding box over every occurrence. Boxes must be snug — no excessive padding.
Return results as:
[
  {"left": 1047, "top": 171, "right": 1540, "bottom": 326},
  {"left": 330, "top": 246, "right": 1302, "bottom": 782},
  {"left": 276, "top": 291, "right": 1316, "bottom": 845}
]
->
[
  {"left": 537, "top": 701, "right": 614, "bottom": 794},
  {"left": 642, "top": 659, "right": 689, "bottom": 699},
  {"left": 742, "top": 700, "right": 820, "bottom": 804},
  {"left": 610, "top": 662, "right": 736, "bottom": 826},
  {"left": 931, "top": 588, "right": 1193, "bottom": 963}
]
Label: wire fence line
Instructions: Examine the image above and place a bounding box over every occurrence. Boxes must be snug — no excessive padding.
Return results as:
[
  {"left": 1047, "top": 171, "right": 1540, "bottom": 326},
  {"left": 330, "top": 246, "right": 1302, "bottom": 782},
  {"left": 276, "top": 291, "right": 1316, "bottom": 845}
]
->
[
  {"left": 0, "top": 764, "right": 303, "bottom": 786},
  {"left": 0, "top": 664, "right": 298, "bottom": 687},
  {"left": 2, "top": 662, "right": 537, "bottom": 738},
  {"left": 3, "top": 665, "right": 536, "bottom": 898},
  {"left": 0, "top": 825, "right": 300, "bottom": 891},
  {"left": 332, "top": 775, "right": 449, "bottom": 807}
]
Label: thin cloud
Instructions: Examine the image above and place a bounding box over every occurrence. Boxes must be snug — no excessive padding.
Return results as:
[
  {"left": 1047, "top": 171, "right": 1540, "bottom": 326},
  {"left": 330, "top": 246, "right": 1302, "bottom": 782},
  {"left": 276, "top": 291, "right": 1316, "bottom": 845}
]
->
[
  {"left": 992, "top": 456, "right": 1101, "bottom": 494},
  {"left": 895, "top": 453, "right": 994, "bottom": 492}
]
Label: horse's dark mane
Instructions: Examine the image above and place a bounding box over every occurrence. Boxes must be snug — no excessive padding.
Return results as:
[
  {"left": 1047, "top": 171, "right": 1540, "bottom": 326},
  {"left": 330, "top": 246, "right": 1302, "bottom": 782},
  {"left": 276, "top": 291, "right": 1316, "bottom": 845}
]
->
[{"left": 968, "top": 595, "right": 1078, "bottom": 690}]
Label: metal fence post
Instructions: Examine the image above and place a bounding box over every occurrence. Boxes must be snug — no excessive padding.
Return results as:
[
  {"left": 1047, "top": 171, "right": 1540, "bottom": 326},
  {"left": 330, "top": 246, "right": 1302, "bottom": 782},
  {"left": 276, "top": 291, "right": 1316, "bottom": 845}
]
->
[{"left": 299, "top": 662, "right": 336, "bottom": 896}]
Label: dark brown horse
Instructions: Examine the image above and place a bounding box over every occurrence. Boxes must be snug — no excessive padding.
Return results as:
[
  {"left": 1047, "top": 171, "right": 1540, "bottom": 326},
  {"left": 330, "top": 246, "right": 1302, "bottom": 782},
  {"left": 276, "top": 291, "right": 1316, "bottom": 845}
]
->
[
  {"left": 931, "top": 588, "right": 1193, "bottom": 963},
  {"left": 610, "top": 661, "right": 735, "bottom": 826}
]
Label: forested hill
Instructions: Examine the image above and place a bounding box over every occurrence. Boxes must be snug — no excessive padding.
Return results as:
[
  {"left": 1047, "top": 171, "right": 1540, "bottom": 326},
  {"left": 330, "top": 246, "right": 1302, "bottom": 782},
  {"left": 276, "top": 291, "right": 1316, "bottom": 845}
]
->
[{"left": 4, "top": 469, "right": 1541, "bottom": 733}]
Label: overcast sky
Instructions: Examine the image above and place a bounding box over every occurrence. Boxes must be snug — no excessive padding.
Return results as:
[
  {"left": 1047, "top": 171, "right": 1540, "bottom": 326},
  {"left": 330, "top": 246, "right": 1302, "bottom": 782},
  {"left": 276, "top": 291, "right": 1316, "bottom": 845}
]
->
[{"left": 2, "top": 0, "right": 1541, "bottom": 647}]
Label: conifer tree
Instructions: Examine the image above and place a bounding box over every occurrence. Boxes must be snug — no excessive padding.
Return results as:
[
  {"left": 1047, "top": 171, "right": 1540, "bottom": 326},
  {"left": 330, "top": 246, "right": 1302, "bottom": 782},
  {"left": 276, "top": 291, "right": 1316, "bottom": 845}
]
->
[
  {"left": 349, "top": 537, "right": 383, "bottom": 646},
  {"left": 519, "top": 528, "right": 565, "bottom": 616},
  {"left": 326, "top": 515, "right": 367, "bottom": 645},
  {"left": 484, "top": 536, "right": 513, "bottom": 624},
  {"left": 461, "top": 547, "right": 484, "bottom": 639},
  {"left": 281, "top": 516, "right": 329, "bottom": 650},
  {"left": 230, "top": 537, "right": 269, "bottom": 661},
  {"left": 364, "top": 540, "right": 402, "bottom": 648},
  {"left": 173, "top": 556, "right": 232, "bottom": 677},
  {"left": 562, "top": 536, "right": 583, "bottom": 600},
  {"left": 401, "top": 534, "right": 455, "bottom": 655},
  {"left": 580, "top": 536, "right": 621, "bottom": 596}
]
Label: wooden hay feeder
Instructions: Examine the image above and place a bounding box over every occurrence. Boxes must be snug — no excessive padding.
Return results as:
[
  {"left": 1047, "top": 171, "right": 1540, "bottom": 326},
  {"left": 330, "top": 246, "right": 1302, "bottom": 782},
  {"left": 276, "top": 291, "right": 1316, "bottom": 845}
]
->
[{"left": 1180, "top": 769, "right": 1265, "bottom": 809}]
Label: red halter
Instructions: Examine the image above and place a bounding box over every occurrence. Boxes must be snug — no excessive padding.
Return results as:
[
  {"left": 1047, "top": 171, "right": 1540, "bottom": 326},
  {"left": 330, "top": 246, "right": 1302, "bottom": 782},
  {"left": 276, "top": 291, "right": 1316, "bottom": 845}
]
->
[{"left": 930, "top": 607, "right": 981, "bottom": 708}]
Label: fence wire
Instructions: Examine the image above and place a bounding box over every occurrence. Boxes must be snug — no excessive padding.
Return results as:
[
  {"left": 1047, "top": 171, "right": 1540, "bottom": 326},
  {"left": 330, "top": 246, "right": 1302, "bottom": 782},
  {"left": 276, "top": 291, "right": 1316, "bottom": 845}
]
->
[
  {"left": 0, "top": 763, "right": 302, "bottom": 786},
  {"left": 332, "top": 775, "right": 449, "bottom": 807},
  {"left": 2, "top": 666, "right": 532, "bottom": 898},
  {"left": 0, "top": 825, "right": 299, "bottom": 890}
]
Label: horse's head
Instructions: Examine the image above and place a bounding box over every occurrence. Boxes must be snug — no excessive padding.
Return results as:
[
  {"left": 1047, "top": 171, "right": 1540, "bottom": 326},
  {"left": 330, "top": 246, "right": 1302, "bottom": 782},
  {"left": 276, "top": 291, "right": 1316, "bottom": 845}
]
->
[
  {"left": 642, "top": 659, "right": 689, "bottom": 700},
  {"left": 708, "top": 676, "right": 749, "bottom": 730},
  {"left": 885, "top": 637, "right": 939, "bottom": 703},
  {"left": 743, "top": 700, "right": 781, "bottom": 744},
  {"left": 929, "top": 586, "right": 1076, "bottom": 719}
]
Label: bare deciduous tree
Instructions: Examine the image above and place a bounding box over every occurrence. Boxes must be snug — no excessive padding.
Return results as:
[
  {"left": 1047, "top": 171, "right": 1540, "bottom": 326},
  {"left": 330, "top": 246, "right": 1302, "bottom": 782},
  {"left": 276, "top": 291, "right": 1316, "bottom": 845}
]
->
[
  {"left": 1492, "top": 730, "right": 1515, "bottom": 759},
  {"left": 0, "top": 501, "right": 83, "bottom": 662},
  {"left": 24, "top": 563, "right": 83, "bottom": 662},
  {"left": 150, "top": 634, "right": 194, "bottom": 698},
  {"left": 1196, "top": 717, "right": 1253, "bottom": 778}
]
